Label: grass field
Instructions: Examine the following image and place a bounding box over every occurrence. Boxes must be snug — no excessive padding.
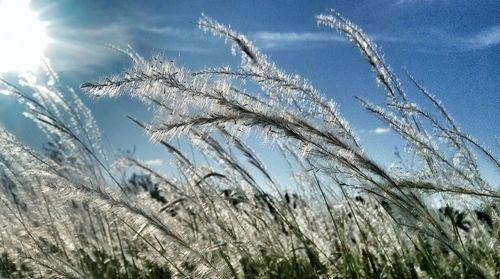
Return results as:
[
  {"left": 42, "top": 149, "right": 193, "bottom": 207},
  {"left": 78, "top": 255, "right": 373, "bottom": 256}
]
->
[{"left": 0, "top": 10, "right": 498, "bottom": 278}]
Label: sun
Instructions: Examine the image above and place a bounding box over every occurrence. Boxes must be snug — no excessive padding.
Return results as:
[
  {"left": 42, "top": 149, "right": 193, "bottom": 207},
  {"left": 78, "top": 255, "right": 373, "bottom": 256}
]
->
[{"left": 0, "top": 0, "right": 49, "bottom": 74}]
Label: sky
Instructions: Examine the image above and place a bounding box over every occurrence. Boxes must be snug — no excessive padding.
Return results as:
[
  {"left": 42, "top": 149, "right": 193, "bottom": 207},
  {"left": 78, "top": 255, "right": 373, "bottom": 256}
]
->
[{"left": 0, "top": 0, "right": 499, "bottom": 185}]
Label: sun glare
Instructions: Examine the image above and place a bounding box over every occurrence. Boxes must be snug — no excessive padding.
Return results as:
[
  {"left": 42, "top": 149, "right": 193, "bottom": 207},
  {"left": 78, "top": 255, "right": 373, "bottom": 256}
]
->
[{"left": 0, "top": 0, "right": 48, "bottom": 74}]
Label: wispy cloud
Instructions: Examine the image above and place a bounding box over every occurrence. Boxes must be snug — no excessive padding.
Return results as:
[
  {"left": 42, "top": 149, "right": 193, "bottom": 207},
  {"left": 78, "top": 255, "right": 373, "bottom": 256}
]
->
[
  {"left": 137, "top": 25, "right": 186, "bottom": 35},
  {"left": 0, "top": 89, "right": 12, "bottom": 96},
  {"left": 141, "top": 159, "right": 164, "bottom": 167},
  {"left": 251, "top": 31, "right": 405, "bottom": 49},
  {"left": 252, "top": 31, "right": 346, "bottom": 49},
  {"left": 425, "top": 25, "right": 500, "bottom": 52},
  {"left": 376, "top": 25, "right": 500, "bottom": 53},
  {"left": 254, "top": 32, "right": 345, "bottom": 43},
  {"left": 136, "top": 25, "right": 203, "bottom": 39},
  {"left": 373, "top": 127, "right": 391, "bottom": 134},
  {"left": 464, "top": 25, "right": 500, "bottom": 49}
]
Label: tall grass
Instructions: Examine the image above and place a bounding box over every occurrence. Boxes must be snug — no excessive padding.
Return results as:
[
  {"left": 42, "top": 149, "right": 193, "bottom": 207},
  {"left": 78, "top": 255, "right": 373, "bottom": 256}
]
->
[{"left": 0, "top": 10, "right": 498, "bottom": 278}]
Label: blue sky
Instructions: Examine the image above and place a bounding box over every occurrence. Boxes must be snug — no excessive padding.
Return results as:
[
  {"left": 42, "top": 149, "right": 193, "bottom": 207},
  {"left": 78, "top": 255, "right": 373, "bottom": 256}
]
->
[{"left": 1, "top": 0, "right": 499, "bottom": 184}]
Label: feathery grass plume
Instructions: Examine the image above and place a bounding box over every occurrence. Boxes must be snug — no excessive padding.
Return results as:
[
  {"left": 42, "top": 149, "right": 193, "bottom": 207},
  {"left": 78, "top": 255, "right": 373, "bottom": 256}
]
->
[
  {"left": 0, "top": 9, "right": 498, "bottom": 279},
  {"left": 79, "top": 11, "right": 499, "bottom": 278},
  {"left": 316, "top": 10, "right": 496, "bottom": 196}
]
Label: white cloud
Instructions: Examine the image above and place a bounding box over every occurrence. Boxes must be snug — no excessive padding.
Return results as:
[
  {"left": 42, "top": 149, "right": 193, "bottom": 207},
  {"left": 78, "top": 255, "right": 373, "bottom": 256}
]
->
[
  {"left": 141, "top": 159, "right": 164, "bottom": 167},
  {"left": 465, "top": 25, "right": 500, "bottom": 49},
  {"left": 252, "top": 31, "right": 346, "bottom": 49},
  {"left": 254, "top": 32, "right": 345, "bottom": 42},
  {"left": 381, "top": 25, "right": 500, "bottom": 53},
  {"left": 373, "top": 127, "right": 391, "bottom": 134},
  {"left": 138, "top": 25, "right": 183, "bottom": 35},
  {"left": 252, "top": 31, "right": 404, "bottom": 49},
  {"left": 0, "top": 89, "right": 11, "bottom": 96}
]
